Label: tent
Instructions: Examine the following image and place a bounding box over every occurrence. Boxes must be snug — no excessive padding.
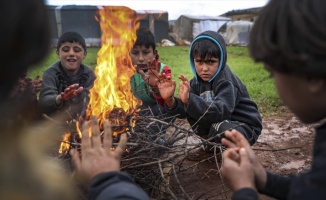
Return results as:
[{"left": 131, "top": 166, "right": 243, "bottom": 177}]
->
[
  {"left": 46, "top": 5, "right": 169, "bottom": 47},
  {"left": 137, "top": 10, "right": 169, "bottom": 43},
  {"left": 219, "top": 21, "right": 253, "bottom": 46},
  {"left": 47, "top": 5, "right": 102, "bottom": 46},
  {"left": 172, "top": 15, "right": 231, "bottom": 43}
]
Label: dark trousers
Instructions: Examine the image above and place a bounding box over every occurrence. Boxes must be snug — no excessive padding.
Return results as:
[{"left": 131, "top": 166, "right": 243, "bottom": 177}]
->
[{"left": 208, "top": 120, "right": 259, "bottom": 145}]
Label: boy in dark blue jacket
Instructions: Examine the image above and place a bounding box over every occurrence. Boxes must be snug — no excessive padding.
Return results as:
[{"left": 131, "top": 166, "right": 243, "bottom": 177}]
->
[
  {"left": 157, "top": 31, "right": 262, "bottom": 160},
  {"left": 220, "top": 0, "right": 326, "bottom": 199}
]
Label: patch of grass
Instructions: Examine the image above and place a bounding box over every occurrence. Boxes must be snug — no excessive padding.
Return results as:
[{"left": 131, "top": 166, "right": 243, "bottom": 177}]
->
[
  {"left": 157, "top": 46, "right": 194, "bottom": 99},
  {"left": 29, "top": 46, "right": 282, "bottom": 116},
  {"left": 226, "top": 47, "right": 282, "bottom": 114},
  {"left": 157, "top": 46, "right": 192, "bottom": 83}
]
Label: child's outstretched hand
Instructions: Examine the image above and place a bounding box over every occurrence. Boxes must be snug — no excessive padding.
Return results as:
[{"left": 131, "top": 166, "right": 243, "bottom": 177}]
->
[
  {"left": 221, "top": 147, "right": 256, "bottom": 191},
  {"left": 137, "top": 58, "right": 162, "bottom": 88},
  {"left": 32, "top": 75, "right": 43, "bottom": 93},
  {"left": 70, "top": 117, "right": 127, "bottom": 186},
  {"left": 56, "top": 84, "right": 83, "bottom": 105},
  {"left": 157, "top": 73, "right": 176, "bottom": 108},
  {"left": 178, "top": 74, "right": 190, "bottom": 104},
  {"left": 60, "top": 84, "right": 83, "bottom": 101},
  {"left": 221, "top": 129, "right": 267, "bottom": 191}
]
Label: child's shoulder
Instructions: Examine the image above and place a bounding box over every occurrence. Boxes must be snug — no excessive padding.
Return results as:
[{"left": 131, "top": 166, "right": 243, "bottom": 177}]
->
[
  {"left": 82, "top": 64, "right": 95, "bottom": 75},
  {"left": 80, "top": 64, "right": 96, "bottom": 80},
  {"left": 160, "top": 62, "right": 167, "bottom": 69},
  {"left": 82, "top": 64, "right": 93, "bottom": 71},
  {"left": 44, "top": 62, "right": 60, "bottom": 73},
  {"left": 160, "top": 63, "right": 171, "bottom": 74}
]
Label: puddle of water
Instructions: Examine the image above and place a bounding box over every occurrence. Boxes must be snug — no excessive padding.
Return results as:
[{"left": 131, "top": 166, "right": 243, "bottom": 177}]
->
[{"left": 280, "top": 160, "right": 305, "bottom": 170}]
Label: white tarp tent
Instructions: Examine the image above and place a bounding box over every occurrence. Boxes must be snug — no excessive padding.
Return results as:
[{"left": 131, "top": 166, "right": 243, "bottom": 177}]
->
[
  {"left": 219, "top": 20, "right": 253, "bottom": 46},
  {"left": 172, "top": 15, "right": 231, "bottom": 43}
]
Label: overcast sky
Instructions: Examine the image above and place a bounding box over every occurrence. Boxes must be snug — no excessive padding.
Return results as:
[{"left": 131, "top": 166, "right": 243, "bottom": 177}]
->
[{"left": 45, "top": 0, "right": 270, "bottom": 20}]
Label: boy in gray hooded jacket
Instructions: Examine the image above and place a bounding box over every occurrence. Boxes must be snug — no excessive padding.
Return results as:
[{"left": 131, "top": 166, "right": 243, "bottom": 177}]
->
[{"left": 157, "top": 31, "right": 262, "bottom": 159}]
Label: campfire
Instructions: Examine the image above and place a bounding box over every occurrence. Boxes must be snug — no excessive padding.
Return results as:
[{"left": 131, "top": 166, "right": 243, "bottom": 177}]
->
[
  {"left": 56, "top": 6, "right": 230, "bottom": 200},
  {"left": 87, "top": 6, "right": 141, "bottom": 134},
  {"left": 58, "top": 6, "right": 141, "bottom": 154}
]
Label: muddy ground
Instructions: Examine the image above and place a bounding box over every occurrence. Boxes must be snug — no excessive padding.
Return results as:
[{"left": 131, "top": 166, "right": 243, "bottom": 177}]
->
[
  {"left": 58, "top": 106, "right": 316, "bottom": 199},
  {"left": 161, "top": 109, "right": 315, "bottom": 200}
]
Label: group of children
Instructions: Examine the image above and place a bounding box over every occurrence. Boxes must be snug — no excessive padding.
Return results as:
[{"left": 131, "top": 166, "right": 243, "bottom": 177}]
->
[
  {"left": 3, "top": 0, "right": 326, "bottom": 198},
  {"left": 42, "top": 29, "right": 261, "bottom": 139},
  {"left": 33, "top": 26, "right": 261, "bottom": 155}
]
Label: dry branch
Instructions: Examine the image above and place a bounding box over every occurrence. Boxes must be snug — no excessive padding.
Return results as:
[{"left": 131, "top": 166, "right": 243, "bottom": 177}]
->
[{"left": 51, "top": 105, "right": 235, "bottom": 199}]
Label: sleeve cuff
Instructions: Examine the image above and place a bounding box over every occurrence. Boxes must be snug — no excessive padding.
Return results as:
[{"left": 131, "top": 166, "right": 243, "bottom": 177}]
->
[{"left": 232, "top": 188, "right": 258, "bottom": 200}]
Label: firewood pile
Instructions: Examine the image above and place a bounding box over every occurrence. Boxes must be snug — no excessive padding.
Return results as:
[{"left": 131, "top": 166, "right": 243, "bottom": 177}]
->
[{"left": 54, "top": 107, "right": 233, "bottom": 200}]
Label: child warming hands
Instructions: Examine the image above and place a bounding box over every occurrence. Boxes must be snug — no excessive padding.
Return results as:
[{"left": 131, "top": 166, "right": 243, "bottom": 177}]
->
[{"left": 158, "top": 31, "right": 262, "bottom": 160}]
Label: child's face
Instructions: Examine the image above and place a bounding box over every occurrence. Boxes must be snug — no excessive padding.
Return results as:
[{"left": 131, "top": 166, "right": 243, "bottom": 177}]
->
[
  {"left": 194, "top": 54, "right": 219, "bottom": 82},
  {"left": 266, "top": 66, "right": 326, "bottom": 123},
  {"left": 57, "top": 42, "right": 86, "bottom": 75},
  {"left": 130, "top": 45, "right": 156, "bottom": 70}
]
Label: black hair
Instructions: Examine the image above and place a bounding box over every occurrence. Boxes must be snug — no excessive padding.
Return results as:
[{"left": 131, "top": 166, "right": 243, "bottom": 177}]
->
[
  {"left": 249, "top": 0, "right": 326, "bottom": 78},
  {"left": 191, "top": 39, "right": 220, "bottom": 59},
  {"left": 133, "top": 27, "right": 156, "bottom": 51},
  {"left": 0, "top": 0, "right": 50, "bottom": 101},
  {"left": 56, "top": 32, "right": 87, "bottom": 52}
]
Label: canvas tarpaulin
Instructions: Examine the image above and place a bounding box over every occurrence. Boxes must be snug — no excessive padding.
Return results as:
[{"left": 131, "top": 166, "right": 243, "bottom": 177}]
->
[
  {"left": 172, "top": 15, "right": 231, "bottom": 42},
  {"left": 220, "top": 21, "right": 253, "bottom": 46}
]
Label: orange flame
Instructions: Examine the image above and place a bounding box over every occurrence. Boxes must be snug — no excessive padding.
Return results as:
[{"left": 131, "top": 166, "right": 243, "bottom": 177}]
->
[
  {"left": 58, "top": 6, "right": 141, "bottom": 154},
  {"left": 86, "top": 6, "right": 141, "bottom": 135},
  {"left": 58, "top": 132, "right": 71, "bottom": 154}
]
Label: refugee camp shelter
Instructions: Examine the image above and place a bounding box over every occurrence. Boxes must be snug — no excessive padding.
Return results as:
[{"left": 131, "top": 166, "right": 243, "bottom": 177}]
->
[
  {"left": 219, "top": 20, "right": 253, "bottom": 46},
  {"left": 172, "top": 15, "right": 231, "bottom": 42},
  {"left": 47, "top": 5, "right": 101, "bottom": 46},
  {"left": 221, "top": 7, "right": 261, "bottom": 22},
  {"left": 46, "top": 5, "right": 169, "bottom": 46},
  {"left": 137, "top": 10, "right": 169, "bottom": 43}
]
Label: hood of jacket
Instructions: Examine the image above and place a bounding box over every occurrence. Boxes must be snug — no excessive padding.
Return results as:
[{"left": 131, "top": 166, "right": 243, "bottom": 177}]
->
[{"left": 189, "top": 31, "right": 227, "bottom": 82}]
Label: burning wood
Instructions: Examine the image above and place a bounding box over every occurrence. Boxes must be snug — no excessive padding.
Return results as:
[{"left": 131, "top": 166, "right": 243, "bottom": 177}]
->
[
  {"left": 53, "top": 102, "right": 235, "bottom": 199},
  {"left": 86, "top": 6, "right": 141, "bottom": 134},
  {"left": 106, "top": 107, "right": 135, "bottom": 134},
  {"left": 53, "top": 6, "right": 233, "bottom": 200},
  {"left": 57, "top": 6, "right": 141, "bottom": 155}
]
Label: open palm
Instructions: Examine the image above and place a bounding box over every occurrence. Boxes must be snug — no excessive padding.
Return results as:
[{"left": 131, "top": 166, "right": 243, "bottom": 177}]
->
[
  {"left": 178, "top": 74, "right": 190, "bottom": 104},
  {"left": 157, "top": 76, "right": 176, "bottom": 101}
]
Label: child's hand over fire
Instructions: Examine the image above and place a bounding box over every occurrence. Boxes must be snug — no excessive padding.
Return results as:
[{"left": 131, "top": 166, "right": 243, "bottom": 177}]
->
[
  {"left": 31, "top": 74, "right": 42, "bottom": 93},
  {"left": 221, "top": 129, "right": 267, "bottom": 191},
  {"left": 178, "top": 74, "right": 190, "bottom": 104},
  {"left": 55, "top": 83, "right": 83, "bottom": 105},
  {"left": 221, "top": 147, "right": 256, "bottom": 191},
  {"left": 137, "top": 58, "right": 161, "bottom": 88},
  {"left": 70, "top": 117, "right": 127, "bottom": 186},
  {"left": 157, "top": 73, "right": 176, "bottom": 108}
]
